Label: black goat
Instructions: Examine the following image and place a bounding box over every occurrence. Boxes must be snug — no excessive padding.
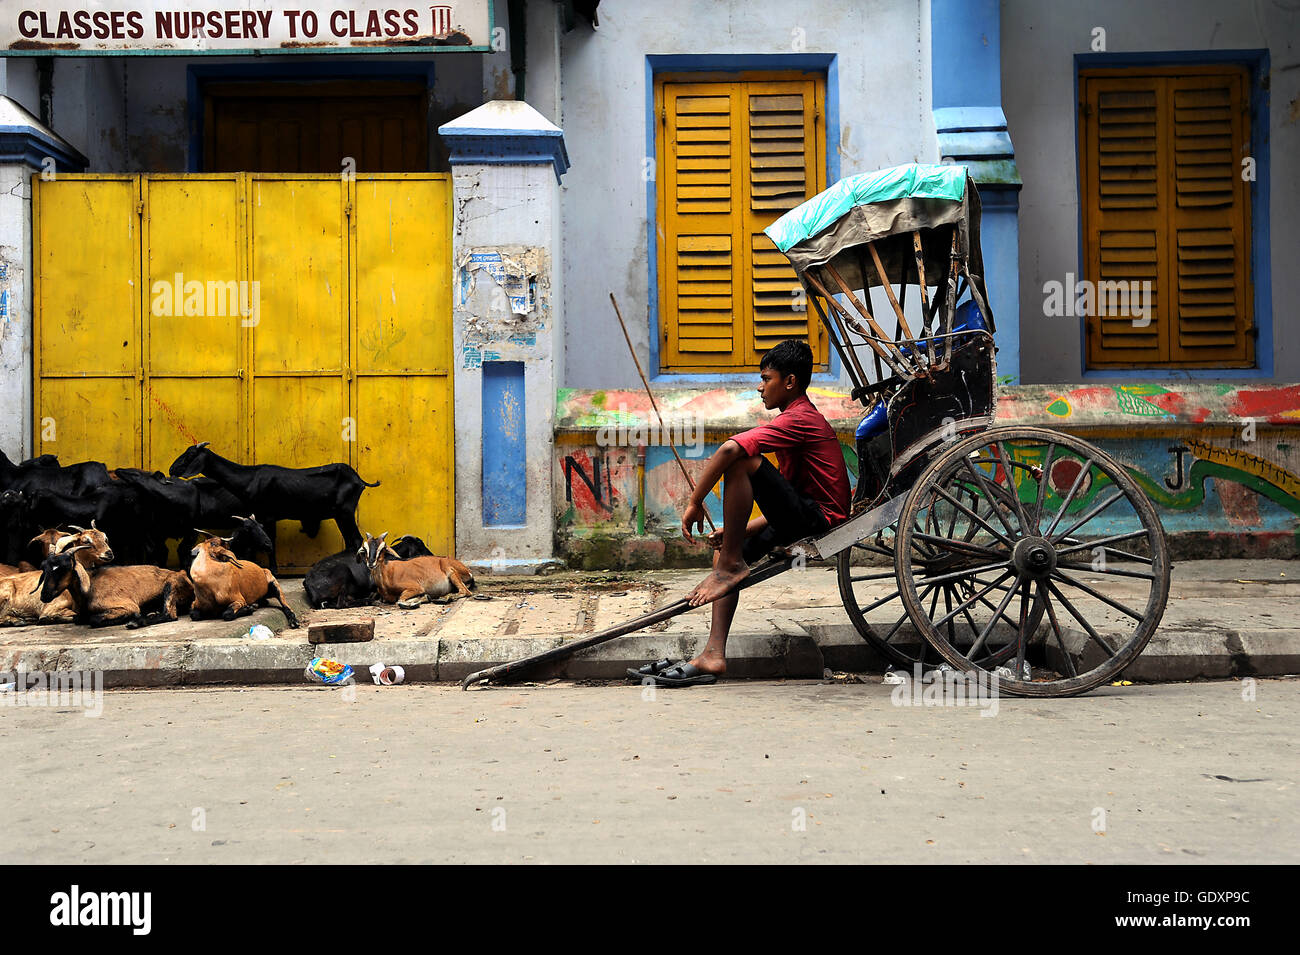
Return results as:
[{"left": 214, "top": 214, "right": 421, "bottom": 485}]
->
[
  {"left": 0, "top": 489, "right": 36, "bottom": 565},
  {"left": 0, "top": 450, "right": 110, "bottom": 496},
  {"left": 197, "top": 514, "right": 277, "bottom": 567},
  {"left": 109, "top": 470, "right": 276, "bottom": 569},
  {"left": 169, "top": 442, "right": 379, "bottom": 551},
  {"left": 13, "top": 484, "right": 158, "bottom": 565},
  {"left": 303, "top": 534, "right": 431, "bottom": 609}
]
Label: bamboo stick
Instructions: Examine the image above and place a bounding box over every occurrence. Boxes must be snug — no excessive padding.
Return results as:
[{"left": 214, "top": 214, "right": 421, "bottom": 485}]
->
[{"left": 609, "top": 293, "right": 714, "bottom": 532}]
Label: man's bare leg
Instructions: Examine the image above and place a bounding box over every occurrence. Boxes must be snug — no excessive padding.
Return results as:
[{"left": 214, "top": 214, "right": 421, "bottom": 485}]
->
[
  {"left": 687, "top": 455, "right": 762, "bottom": 607},
  {"left": 687, "top": 564, "right": 739, "bottom": 676}
]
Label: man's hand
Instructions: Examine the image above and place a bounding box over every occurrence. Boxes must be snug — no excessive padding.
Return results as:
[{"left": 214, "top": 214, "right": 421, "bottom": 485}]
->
[
  {"left": 705, "top": 527, "right": 724, "bottom": 549},
  {"left": 681, "top": 501, "right": 707, "bottom": 544}
]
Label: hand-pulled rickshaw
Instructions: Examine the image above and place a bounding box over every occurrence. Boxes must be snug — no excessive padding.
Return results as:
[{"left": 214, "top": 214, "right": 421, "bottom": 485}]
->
[{"left": 464, "top": 163, "right": 1170, "bottom": 697}]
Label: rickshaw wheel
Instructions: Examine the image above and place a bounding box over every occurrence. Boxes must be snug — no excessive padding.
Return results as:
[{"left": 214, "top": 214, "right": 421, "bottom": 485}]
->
[
  {"left": 836, "top": 503, "right": 1026, "bottom": 672},
  {"left": 894, "top": 426, "right": 1170, "bottom": 698}
]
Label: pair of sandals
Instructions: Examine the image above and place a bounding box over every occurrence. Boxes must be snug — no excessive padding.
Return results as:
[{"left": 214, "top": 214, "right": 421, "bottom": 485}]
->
[{"left": 626, "top": 658, "right": 717, "bottom": 687}]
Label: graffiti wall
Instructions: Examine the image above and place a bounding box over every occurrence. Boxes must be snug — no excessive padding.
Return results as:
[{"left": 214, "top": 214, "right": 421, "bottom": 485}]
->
[{"left": 555, "top": 383, "right": 1300, "bottom": 565}]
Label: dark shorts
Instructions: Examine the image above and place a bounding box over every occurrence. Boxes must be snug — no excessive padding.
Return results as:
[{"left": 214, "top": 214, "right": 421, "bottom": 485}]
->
[{"left": 742, "top": 458, "right": 831, "bottom": 564}]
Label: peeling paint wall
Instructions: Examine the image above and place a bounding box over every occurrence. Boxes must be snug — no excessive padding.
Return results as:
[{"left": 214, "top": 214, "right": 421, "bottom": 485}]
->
[
  {"left": 457, "top": 245, "right": 549, "bottom": 370},
  {"left": 448, "top": 157, "right": 563, "bottom": 565},
  {"left": 0, "top": 165, "right": 33, "bottom": 460}
]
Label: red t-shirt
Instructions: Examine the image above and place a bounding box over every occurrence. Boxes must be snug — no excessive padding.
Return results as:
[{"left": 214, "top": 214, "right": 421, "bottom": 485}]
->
[{"left": 731, "top": 394, "right": 851, "bottom": 525}]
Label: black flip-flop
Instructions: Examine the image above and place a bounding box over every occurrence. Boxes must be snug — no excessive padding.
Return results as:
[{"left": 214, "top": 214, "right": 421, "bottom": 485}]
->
[
  {"left": 626, "top": 658, "right": 681, "bottom": 681},
  {"left": 649, "top": 662, "right": 718, "bottom": 688}
]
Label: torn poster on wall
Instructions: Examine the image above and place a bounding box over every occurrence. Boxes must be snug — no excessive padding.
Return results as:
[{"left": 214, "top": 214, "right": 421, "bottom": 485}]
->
[{"left": 458, "top": 249, "right": 539, "bottom": 317}]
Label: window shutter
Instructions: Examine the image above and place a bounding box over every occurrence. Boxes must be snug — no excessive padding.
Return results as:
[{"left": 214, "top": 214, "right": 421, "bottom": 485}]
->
[
  {"left": 1081, "top": 67, "right": 1252, "bottom": 370},
  {"left": 743, "top": 84, "right": 824, "bottom": 362},
  {"left": 1168, "top": 73, "right": 1252, "bottom": 364},
  {"left": 661, "top": 84, "right": 741, "bottom": 367},
  {"left": 1083, "top": 78, "right": 1165, "bottom": 366},
  {"left": 657, "top": 75, "right": 826, "bottom": 373}
]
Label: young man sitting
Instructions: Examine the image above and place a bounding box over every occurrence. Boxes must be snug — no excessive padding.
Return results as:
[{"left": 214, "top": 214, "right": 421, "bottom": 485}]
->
[{"left": 634, "top": 339, "right": 851, "bottom": 687}]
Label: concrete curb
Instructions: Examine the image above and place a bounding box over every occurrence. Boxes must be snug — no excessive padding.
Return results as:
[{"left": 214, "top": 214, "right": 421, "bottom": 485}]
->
[{"left": 2, "top": 623, "right": 1296, "bottom": 687}]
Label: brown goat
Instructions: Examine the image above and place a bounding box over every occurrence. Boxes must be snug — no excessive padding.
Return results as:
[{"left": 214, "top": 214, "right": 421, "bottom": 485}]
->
[
  {"left": 188, "top": 536, "right": 298, "bottom": 627},
  {"left": 0, "top": 528, "right": 116, "bottom": 625},
  {"left": 1, "top": 525, "right": 103, "bottom": 578},
  {"left": 357, "top": 531, "right": 475, "bottom": 608},
  {"left": 36, "top": 544, "right": 193, "bottom": 628}
]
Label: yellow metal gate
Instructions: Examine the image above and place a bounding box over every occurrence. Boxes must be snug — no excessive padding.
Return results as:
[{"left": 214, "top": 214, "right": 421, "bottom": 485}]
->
[{"left": 33, "top": 173, "right": 455, "bottom": 569}]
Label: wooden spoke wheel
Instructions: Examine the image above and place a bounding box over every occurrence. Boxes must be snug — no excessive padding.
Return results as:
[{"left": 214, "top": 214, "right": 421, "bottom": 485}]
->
[
  {"left": 837, "top": 483, "right": 1030, "bottom": 672},
  {"left": 894, "top": 427, "right": 1170, "bottom": 697}
]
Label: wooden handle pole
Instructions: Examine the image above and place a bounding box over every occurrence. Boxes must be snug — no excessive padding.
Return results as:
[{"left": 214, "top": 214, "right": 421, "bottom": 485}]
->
[{"left": 609, "top": 293, "right": 715, "bottom": 532}]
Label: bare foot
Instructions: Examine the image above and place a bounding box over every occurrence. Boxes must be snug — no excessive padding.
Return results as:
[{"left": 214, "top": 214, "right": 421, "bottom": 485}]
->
[
  {"left": 686, "top": 649, "right": 727, "bottom": 676},
  {"left": 686, "top": 559, "right": 749, "bottom": 607}
]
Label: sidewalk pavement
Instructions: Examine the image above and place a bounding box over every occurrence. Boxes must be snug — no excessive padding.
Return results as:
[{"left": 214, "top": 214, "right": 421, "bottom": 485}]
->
[{"left": 1, "top": 560, "right": 1297, "bottom": 687}]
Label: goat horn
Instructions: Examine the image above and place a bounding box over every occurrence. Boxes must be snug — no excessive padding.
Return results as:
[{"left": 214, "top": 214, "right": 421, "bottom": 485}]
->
[
  {"left": 197, "top": 441, "right": 210, "bottom": 449},
  {"left": 68, "top": 524, "right": 87, "bottom": 533},
  {"left": 29, "top": 573, "right": 44, "bottom": 595}
]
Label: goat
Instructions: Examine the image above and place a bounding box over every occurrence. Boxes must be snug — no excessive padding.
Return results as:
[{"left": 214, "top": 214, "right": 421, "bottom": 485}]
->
[
  {"left": 0, "top": 449, "right": 110, "bottom": 496},
  {"left": 169, "top": 442, "right": 379, "bottom": 551},
  {"left": 13, "top": 483, "right": 157, "bottom": 565},
  {"left": 304, "top": 533, "right": 432, "bottom": 609},
  {"left": 0, "top": 529, "right": 115, "bottom": 626},
  {"left": 187, "top": 535, "right": 298, "bottom": 627},
  {"left": 109, "top": 469, "right": 276, "bottom": 568},
  {"left": 36, "top": 546, "right": 193, "bottom": 629},
  {"left": 0, "top": 526, "right": 54, "bottom": 579},
  {"left": 197, "top": 513, "right": 277, "bottom": 570},
  {"left": 2, "top": 526, "right": 75, "bottom": 575},
  {"left": 357, "top": 532, "right": 475, "bottom": 609}
]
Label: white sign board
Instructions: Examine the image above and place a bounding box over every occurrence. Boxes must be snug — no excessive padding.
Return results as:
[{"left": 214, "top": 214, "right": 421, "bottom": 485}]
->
[{"left": 3, "top": 1, "right": 492, "bottom": 53}]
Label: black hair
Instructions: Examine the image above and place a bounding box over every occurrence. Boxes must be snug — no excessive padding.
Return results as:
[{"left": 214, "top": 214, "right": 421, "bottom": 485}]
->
[{"left": 760, "top": 339, "right": 813, "bottom": 390}]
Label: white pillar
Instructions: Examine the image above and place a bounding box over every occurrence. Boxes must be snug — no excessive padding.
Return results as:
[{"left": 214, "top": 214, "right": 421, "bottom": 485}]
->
[
  {"left": 439, "top": 100, "right": 569, "bottom": 574},
  {"left": 0, "top": 95, "right": 86, "bottom": 462}
]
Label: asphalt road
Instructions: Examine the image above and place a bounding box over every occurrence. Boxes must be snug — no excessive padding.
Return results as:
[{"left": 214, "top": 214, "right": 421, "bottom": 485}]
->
[{"left": 1, "top": 678, "right": 1294, "bottom": 864}]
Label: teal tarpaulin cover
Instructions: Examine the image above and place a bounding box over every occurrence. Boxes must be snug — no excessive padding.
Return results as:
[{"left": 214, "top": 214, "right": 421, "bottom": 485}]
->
[{"left": 764, "top": 163, "right": 968, "bottom": 252}]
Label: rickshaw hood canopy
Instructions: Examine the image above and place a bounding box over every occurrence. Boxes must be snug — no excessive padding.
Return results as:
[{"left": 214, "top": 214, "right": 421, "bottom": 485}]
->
[{"left": 764, "top": 163, "right": 968, "bottom": 253}]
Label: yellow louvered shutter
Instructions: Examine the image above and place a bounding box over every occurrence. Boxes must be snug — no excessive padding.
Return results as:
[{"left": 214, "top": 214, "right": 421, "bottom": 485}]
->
[
  {"left": 658, "top": 75, "right": 826, "bottom": 372},
  {"left": 1081, "top": 67, "right": 1252, "bottom": 369},
  {"left": 1083, "top": 78, "right": 1164, "bottom": 365},
  {"left": 1169, "top": 73, "right": 1251, "bottom": 363}
]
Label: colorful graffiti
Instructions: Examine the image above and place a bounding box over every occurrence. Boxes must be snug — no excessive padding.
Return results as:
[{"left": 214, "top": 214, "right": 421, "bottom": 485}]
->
[{"left": 556, "top": 384, "right": 1300, "bottom": 557}]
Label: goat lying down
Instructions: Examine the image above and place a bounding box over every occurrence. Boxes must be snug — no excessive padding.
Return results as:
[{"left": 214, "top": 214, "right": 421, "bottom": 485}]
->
[
  {"left": 188, "top": 535, "right": 299, "bottom": 628},
  {"left": 358, "top": 532, "right": 476, "bottom": 609},
  {"left": 304, "top": 533, "right": 432, "bottom": 609},
  {"left": 35, "top": 545, "right": 193, "bottom": 629},
  {"left": 0, "top": 528, "right": 115, "bottom": 626}
]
